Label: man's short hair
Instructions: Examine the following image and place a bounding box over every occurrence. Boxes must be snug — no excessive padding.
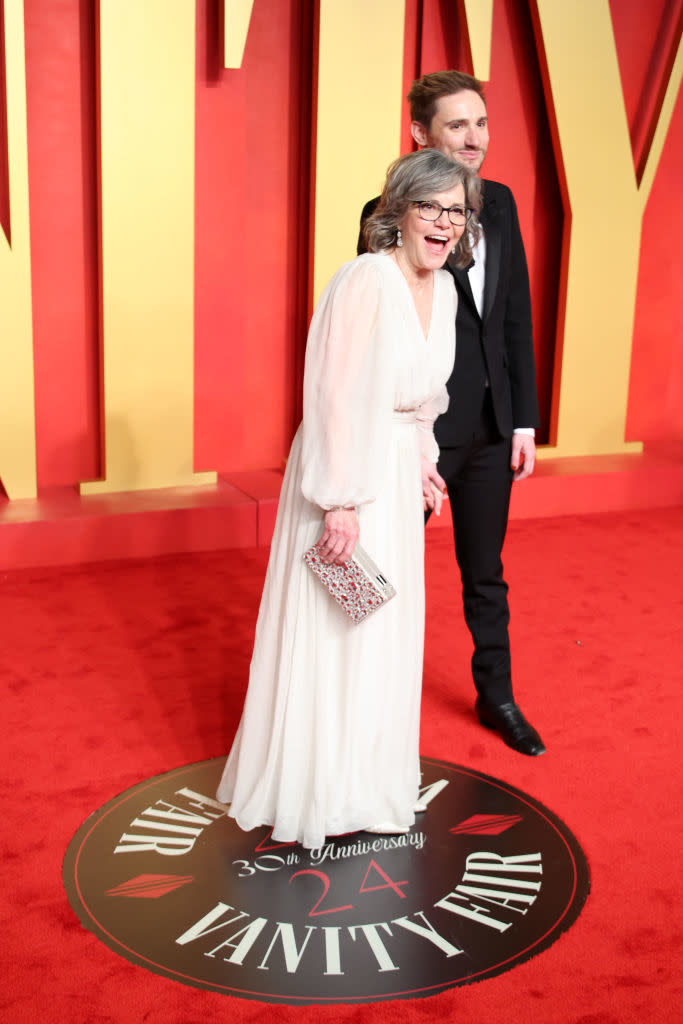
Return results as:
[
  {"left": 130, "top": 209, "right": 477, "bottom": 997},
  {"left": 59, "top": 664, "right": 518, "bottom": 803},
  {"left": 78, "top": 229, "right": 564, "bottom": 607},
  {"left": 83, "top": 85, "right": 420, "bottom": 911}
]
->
[{"left": 408, "top": 71, "right": 486, "bottom": 129}]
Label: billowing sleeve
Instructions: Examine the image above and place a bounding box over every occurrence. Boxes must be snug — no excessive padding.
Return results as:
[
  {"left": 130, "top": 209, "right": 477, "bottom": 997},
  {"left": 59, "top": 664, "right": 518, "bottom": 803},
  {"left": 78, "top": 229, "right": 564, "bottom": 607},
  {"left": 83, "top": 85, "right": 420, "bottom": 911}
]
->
[
  {"left": 301, "top": 258, "right": 394, "bottom": 510},
  {"left": 416, "top": 388, "right": 449, "bottom": 463}
]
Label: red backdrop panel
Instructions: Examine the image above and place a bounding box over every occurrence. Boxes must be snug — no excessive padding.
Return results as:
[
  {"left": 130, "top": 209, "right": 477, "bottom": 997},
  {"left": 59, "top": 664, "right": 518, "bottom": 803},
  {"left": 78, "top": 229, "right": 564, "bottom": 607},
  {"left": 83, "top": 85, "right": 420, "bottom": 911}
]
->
[
  {"left": 25, "top": 0, "right": 100, "bottom": 488},
  {"left": 612, "top": 0, "right": 683, "bottom": 441},
  {"left": 193, "top": 0, "right": 313, "bottom": 473},
  {"left": 627, "top": 94, "right": 683, "bottom": 441}
]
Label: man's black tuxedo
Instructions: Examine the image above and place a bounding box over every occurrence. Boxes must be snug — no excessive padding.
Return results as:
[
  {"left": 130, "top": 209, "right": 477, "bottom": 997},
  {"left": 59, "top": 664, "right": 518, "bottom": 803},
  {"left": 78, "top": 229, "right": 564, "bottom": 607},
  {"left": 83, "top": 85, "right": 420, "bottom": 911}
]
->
[
  {"left": 359, "top": 180, "right": 539, "bottom": 704},
  {"left": 435, "top": 179, "right": 539, "bottom": 445}
]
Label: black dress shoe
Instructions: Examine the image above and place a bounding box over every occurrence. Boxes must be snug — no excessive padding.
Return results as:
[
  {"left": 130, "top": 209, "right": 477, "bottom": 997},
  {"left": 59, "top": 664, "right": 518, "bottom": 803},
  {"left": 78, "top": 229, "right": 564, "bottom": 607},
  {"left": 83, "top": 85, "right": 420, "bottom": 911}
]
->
[{"left": 475, "top": 698, "right": 546, "bottom": 756}]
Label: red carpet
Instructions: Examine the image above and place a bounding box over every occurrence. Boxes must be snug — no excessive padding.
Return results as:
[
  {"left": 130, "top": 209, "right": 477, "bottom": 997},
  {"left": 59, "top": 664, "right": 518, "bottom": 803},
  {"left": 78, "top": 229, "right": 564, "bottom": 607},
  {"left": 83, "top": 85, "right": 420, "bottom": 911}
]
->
[{"left": 2, "top": 506, "right": 681, "bottom": 1022}]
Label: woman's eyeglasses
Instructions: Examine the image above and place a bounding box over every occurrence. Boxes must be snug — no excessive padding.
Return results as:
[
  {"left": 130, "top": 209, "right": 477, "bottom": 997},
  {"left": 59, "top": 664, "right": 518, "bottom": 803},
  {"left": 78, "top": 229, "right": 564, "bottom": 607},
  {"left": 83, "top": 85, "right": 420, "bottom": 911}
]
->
[{"left": 410, "top": 200, "right": 474, "bottom": 226}]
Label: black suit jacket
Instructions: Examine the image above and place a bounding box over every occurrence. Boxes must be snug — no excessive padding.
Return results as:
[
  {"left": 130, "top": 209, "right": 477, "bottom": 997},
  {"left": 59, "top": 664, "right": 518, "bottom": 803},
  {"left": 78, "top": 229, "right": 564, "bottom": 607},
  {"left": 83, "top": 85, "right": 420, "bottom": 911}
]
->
[{"left": 358, "top": 179, "right": 540, "bottom": 445}]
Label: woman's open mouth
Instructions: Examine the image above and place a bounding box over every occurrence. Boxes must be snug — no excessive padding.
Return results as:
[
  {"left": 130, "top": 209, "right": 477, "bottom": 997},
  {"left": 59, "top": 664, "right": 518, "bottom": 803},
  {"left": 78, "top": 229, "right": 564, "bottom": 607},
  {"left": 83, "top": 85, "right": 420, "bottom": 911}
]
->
[{"left": 424, "top": 234, "right": 450, "bottom": 254}]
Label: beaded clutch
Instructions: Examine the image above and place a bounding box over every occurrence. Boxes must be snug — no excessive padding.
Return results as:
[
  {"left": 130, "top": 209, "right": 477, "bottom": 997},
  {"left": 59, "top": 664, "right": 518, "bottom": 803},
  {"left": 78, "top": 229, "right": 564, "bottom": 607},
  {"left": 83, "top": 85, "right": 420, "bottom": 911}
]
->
[{"left": 303, "top": 543, "right": 397, "bottom": 624}]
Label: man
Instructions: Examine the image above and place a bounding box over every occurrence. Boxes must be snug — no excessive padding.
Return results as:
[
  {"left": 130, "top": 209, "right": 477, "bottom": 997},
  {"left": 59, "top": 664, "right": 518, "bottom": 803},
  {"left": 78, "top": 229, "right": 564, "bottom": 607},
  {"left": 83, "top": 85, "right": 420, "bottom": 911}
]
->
[{"left": 359, "top": 70, "right": 545, "bottom": 755}]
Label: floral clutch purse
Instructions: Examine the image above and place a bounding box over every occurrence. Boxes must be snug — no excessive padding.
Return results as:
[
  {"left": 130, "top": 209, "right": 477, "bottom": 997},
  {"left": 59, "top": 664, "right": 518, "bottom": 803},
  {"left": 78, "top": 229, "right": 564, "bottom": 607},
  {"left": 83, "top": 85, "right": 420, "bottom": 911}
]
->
[{"left": 303, "top": 544, "right": 397, "bottom": 624}]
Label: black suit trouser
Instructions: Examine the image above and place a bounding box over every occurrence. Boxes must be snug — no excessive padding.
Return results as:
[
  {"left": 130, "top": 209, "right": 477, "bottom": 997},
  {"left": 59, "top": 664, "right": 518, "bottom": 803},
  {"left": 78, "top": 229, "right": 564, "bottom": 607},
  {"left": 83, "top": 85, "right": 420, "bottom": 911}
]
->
[{"left": 436, "top": 391, "right": 514, "bottom": 705}]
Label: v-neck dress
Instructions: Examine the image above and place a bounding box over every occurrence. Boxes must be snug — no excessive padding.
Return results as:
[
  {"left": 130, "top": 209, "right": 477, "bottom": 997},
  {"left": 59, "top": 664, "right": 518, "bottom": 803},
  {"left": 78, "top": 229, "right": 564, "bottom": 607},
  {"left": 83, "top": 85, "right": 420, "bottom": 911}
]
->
[{"left": 217, "top": 252, "right": 457, "bottom": 849}]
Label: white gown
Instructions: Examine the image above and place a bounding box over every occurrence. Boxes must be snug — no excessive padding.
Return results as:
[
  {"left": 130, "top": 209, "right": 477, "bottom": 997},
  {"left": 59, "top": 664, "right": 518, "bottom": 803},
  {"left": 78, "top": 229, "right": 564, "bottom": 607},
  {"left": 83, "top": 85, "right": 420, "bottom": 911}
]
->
[{"left": 217, "top": 252, "right": 457, "bottom": 849}]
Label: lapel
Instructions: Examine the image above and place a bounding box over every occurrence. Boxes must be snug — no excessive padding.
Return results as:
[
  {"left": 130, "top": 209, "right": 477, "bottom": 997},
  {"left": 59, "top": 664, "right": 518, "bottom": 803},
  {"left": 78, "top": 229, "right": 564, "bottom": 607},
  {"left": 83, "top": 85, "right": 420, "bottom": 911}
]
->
[
  {"left": 446, "top": 252, "right": 477, "bottom": 315},
  {"left": 446, "top": 180, "right": 501, "bottom": 322},
  {"left": 479, "top": 182, "right": 501, "bottom": 322}
]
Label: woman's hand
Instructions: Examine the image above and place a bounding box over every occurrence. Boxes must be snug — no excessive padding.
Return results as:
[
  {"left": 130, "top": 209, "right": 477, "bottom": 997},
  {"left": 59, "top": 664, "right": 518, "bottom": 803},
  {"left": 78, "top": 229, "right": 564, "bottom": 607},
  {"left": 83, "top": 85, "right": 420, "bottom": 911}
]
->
[
  {"left": 317, "top": 508, "right": 360, "bottom": 564},
  {"left": 421, "top": 458, "right": 446, "bottom": 515}
]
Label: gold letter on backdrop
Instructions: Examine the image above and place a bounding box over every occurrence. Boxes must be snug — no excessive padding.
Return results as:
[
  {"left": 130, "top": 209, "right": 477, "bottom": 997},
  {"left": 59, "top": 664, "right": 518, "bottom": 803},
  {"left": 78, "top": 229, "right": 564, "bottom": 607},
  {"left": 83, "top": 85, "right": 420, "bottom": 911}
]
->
[
  {"left": 224, "top": 0, "right": 255, "bottom": 69},
  {"left": 0, "top": 0, "right": 37, "bottom": 500},
  {"left": 81, "top": 1, "right": 216, "bottom": 495},
  {"left": 312, "top": 0, "right": 406, "bottom": 302},
  {"left": 463, "top": 0, "right": 493, "bottom": 82},
  {"left": 533, "top": 0, "right": 682, "bottom": 458}
]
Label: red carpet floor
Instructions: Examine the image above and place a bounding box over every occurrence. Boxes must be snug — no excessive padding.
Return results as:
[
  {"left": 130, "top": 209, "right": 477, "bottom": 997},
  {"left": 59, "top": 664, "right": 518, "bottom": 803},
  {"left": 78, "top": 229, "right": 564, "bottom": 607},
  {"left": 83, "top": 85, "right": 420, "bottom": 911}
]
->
[{"left": 1, "top": 506, "right": 681, "bottom": 1022}]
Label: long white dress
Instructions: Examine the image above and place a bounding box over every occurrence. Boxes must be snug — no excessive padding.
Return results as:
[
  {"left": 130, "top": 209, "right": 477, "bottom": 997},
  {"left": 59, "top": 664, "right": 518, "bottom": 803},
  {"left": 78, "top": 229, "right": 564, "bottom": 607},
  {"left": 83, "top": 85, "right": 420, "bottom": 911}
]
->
[{"left": 217, "top": 252, "right": 456, "bottom": 850}]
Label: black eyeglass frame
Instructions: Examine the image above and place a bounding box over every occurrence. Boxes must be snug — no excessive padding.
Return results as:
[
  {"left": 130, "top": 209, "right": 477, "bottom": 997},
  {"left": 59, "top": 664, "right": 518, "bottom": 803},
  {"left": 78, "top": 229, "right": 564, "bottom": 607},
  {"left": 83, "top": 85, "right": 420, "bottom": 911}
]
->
[{"left": 409, "top": 199, "right": 474, "bottom": 226}]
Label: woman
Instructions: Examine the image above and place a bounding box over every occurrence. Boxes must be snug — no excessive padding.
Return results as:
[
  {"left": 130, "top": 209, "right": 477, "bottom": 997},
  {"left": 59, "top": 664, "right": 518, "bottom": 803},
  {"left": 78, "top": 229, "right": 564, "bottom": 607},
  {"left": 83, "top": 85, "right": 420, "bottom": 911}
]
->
[{"left": 217, "top": 149, "right": 478, "bottom": 849}]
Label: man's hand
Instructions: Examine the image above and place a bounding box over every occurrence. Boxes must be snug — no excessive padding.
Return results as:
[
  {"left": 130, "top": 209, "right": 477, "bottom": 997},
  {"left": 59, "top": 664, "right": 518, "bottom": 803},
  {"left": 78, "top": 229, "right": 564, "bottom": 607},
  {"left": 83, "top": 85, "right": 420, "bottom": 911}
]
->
[
  {"left": 511, "top": 434, "right": 536, "bottom": 482},
  {"left": 421, "top": 457, "right": 446, "bottom": 515},
  {"left": 316, "top": 509, "right": 360, "bottom": 564}
]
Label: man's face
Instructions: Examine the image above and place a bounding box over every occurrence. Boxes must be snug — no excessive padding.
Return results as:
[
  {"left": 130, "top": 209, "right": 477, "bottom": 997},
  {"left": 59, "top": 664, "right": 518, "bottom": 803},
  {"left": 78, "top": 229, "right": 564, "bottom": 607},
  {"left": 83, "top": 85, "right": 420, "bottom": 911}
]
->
[{"left": 412, "top": 89, "right": 489, "bottom": 173}]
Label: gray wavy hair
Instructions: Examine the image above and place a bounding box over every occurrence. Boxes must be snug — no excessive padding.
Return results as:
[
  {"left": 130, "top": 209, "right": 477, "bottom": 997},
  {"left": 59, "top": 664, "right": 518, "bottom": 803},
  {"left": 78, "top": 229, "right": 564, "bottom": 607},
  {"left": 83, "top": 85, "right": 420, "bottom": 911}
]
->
[{"left": 363, "top": 149, "right": 481, "bottom": 268}]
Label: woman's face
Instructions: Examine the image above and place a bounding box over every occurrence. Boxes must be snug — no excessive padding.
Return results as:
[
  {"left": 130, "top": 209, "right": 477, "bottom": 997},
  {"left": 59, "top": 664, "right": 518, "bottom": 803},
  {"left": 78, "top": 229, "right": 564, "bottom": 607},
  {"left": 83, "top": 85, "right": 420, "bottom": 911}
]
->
[{"left": 397, "top": 183, "right": 467, "bottom": 273}]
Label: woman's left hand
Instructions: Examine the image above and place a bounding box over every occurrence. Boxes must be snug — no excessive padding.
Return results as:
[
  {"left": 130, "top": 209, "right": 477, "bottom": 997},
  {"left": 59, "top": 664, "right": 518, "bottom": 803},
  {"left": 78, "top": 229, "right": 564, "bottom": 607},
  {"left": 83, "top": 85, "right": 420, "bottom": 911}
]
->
[{"left": 421, "top": 458, "right": 446, "bottom": 515}]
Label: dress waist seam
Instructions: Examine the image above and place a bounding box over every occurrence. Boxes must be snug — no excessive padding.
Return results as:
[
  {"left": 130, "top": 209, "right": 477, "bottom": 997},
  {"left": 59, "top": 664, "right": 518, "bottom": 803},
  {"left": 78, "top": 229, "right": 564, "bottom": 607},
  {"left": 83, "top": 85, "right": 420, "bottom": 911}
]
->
[{"left": 393, "top": 410, "right": 418, "bottom": 424}]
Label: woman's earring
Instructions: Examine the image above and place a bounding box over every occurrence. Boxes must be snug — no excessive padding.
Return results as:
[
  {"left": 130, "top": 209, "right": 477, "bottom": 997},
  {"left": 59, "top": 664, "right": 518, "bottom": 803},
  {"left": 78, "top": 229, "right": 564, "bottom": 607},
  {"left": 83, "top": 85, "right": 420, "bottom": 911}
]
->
[
  {"left": 396, "top": 228, "right": 403, "bottom": 248},
  {"left": 451, "top": 245, "right": 456, "bottom": 254}
]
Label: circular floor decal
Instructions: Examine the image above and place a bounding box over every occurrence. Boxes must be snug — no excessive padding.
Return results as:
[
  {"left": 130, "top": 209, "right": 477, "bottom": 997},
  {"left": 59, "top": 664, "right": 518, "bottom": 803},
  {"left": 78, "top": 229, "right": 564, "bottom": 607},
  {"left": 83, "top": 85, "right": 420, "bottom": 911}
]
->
[{"left": 63, "top": 756, "right": 589, "bottom": 1004}]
